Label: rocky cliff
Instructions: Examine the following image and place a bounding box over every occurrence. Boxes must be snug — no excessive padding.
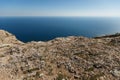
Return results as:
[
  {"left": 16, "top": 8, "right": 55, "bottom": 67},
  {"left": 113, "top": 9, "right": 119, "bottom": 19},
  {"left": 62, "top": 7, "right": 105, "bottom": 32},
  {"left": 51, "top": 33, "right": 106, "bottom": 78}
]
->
[{"left": 0, "top": 30, "right": 120, "bottom": 80}]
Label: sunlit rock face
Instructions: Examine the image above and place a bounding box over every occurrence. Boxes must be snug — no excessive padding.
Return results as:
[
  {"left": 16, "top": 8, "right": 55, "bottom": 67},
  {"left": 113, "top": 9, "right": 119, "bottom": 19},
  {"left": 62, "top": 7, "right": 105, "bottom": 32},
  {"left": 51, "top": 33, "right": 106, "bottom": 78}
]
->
[
  {"left": 0, "top": 30, "right": 120, "bottom": 80},
  {"left": 0, "top": 30, "right": 23, "bottom": 44}
]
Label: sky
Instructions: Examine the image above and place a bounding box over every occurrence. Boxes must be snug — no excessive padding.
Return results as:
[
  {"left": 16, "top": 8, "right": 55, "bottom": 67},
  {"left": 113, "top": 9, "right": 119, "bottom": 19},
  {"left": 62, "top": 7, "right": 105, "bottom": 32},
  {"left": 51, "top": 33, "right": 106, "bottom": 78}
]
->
[{"left": 0, "top": 0, "right": 120, "bottom": 17}]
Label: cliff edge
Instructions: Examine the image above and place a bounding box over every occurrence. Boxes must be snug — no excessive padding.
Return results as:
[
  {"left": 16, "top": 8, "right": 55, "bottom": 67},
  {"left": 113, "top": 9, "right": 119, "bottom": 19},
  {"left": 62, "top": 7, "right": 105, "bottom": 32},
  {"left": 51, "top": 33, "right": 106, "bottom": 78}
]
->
[{"left": 0, "top": 30, "right": 120, "bottom": 80}]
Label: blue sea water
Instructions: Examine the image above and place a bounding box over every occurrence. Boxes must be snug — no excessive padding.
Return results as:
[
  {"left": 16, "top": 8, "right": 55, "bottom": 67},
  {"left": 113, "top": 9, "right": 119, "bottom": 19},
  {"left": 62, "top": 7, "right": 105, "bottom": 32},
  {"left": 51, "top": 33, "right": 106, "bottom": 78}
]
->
[{"left": 0, "top": 17, "right": 120, "bottom": 42}]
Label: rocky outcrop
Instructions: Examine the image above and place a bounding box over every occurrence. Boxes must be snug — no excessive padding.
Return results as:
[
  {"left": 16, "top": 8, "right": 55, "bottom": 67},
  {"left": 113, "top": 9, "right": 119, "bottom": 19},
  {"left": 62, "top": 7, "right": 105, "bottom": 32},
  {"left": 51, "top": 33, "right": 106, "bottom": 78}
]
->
[
  {"left": 0, "top": 30, "right": 120, "bottom": 80},
  {"left": 0, "top": 30, "right": 23, "bottom": 44}
]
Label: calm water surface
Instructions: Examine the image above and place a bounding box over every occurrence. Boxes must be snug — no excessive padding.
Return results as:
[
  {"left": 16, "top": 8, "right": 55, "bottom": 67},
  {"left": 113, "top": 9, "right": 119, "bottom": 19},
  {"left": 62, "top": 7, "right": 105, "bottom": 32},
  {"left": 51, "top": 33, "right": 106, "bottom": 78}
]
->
[{"left": 0, "top": 17, "right": 120, "bottom": 42}]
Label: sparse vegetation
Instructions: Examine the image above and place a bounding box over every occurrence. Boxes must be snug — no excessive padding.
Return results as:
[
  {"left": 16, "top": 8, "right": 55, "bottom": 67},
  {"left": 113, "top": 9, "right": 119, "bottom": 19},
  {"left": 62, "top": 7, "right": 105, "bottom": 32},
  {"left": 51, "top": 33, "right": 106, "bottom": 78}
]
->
[
  {"left": 86, "top": 67, "right": 94, "bottom": 72},
  {"left": 23, "top": 68, "right": 39, "bottom": 74},
  {"left": 89, "top": 73, "right": 104, "bottom": 80},
  {"left": 0, "top": 54, "right": 5, "bottom": 57},
  {"left": 56, "top": 73, "right": 67, "bottom": 80},
  {"left": 0, "top": 30, "right": 120, "bottom": 80}
]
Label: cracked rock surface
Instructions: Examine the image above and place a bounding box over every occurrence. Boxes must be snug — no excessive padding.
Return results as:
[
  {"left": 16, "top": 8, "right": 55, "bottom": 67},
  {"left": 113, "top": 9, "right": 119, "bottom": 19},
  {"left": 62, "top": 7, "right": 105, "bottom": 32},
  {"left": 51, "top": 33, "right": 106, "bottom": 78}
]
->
[{"left": 0, "top": 30, "right": 120, "bottom": 80}]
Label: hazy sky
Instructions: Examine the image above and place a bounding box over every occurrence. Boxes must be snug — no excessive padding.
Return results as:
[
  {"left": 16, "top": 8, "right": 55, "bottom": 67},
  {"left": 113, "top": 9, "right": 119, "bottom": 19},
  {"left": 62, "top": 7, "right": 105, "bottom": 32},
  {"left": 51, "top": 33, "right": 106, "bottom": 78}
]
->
[{"left": 0, "top": 0, "right": 120, "bottom": 17}]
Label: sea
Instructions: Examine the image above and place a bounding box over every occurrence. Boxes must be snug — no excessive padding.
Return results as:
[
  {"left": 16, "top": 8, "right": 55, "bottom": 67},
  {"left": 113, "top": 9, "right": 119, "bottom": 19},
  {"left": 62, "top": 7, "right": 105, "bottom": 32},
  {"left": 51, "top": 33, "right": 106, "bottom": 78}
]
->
[{"left": 0, "top": 17, "right": 120, "bottom": 42}]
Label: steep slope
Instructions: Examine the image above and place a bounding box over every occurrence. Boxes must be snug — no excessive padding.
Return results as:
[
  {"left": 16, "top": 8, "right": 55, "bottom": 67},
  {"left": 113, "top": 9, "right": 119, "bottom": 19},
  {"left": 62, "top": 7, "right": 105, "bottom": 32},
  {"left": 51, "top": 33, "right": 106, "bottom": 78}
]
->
[{"left": 0, "top": 30, "right": 120, "bottom": 80}]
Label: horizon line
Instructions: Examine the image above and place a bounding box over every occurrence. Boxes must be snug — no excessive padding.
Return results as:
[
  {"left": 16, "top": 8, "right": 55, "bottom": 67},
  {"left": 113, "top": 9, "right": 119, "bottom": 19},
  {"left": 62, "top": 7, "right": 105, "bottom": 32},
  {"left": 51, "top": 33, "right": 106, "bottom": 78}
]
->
[{"left": 0, "top": 15, "right": 120, "bottom": 18}]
